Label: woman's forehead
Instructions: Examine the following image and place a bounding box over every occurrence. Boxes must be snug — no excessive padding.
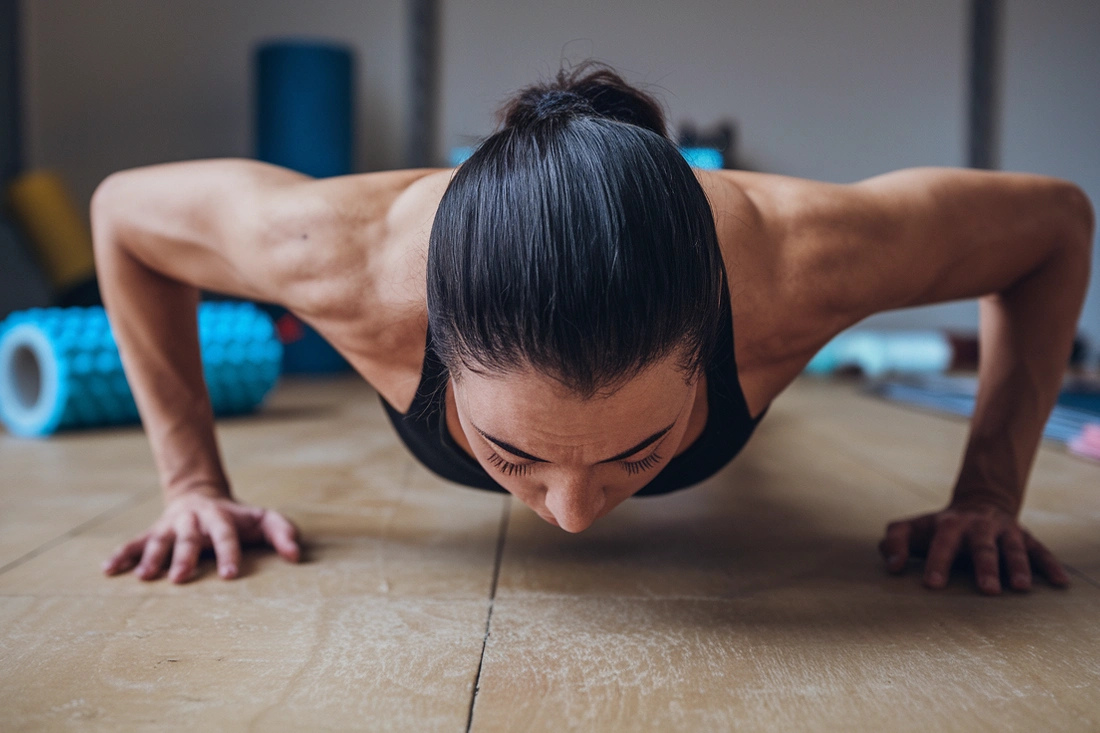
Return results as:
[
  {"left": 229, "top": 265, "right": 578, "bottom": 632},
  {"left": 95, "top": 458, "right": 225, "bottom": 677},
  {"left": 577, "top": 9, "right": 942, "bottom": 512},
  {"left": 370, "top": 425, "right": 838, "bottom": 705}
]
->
[{"left": 453, "top": 359, "right": 693, "bottom": 440}]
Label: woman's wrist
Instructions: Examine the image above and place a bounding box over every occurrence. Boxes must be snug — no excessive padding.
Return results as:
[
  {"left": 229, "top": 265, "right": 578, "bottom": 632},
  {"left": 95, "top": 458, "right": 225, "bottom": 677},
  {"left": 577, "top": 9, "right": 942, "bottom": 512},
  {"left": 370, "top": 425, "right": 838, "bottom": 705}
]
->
[
  {"left": 948, "top": 486, "right": 1022, "bottom": 517},
  {"left": 164, "top": 479, "right": 232, "bottom": 503}
]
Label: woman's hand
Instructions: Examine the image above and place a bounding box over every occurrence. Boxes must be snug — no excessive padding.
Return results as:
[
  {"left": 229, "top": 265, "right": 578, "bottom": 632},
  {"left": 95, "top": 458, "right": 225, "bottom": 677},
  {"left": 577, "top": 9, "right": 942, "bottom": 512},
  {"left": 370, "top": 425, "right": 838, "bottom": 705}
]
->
[
  {"left": 878, "top": 503, "right": 1070, "bottom": 594},
  {"left": 101, "top": 492, "right": 301, "bottom": 583}
]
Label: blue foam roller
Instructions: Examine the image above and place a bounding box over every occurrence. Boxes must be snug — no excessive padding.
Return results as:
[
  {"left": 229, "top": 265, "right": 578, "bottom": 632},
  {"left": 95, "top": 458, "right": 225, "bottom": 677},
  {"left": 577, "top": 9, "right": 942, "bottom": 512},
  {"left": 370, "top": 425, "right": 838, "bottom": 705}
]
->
[
  {"left": 679, "top": 147, "right": 724, "bottom": 170},
  {"left": 0, "top": 303, "right": 282, "bottom": 437}
]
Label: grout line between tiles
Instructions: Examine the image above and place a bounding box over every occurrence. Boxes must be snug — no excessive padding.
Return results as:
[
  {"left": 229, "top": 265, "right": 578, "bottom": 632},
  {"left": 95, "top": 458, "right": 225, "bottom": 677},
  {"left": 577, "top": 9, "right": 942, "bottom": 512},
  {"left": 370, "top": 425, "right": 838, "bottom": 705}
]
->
[
  {"left": 0, "top": 490, "right": 155, "bottom": 577},
  {"left": 465, "top": 496, "right": 511, "bottom": 733}
]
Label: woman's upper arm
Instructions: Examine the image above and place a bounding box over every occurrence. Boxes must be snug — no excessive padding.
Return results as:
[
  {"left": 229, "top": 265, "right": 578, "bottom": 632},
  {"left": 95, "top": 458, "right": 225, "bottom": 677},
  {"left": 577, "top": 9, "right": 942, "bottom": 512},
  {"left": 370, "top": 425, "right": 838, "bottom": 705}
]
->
[
  {"left": 745, "top": 167, "right": 1093, "bottom": 327},
  {"left": 91, "top": 159, "right": 444, "bottom": 316},
  {"left": 91, "top": 158, "right": 321, "bottom": 303}
]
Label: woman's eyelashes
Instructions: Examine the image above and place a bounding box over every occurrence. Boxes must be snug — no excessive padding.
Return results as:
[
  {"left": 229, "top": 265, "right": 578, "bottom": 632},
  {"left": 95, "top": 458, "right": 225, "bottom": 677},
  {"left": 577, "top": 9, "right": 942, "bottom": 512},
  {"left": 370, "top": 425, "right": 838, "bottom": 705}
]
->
[
  {"left": 622, "top": 451, "right": 663, "bottom": 475},
  {"left": 486, "top": 451, "right": 531, "bottom": 476},
  {"left": 484, "top": 450, "right": 664, "bottom": 477}
]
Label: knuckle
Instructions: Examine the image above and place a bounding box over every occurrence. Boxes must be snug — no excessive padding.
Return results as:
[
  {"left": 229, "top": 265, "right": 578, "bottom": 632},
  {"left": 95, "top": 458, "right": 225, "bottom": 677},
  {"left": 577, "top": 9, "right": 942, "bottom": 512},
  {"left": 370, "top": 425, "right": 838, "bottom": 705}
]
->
[
  {"left": 926, "top": 550, "right": 952, "bottom": 564},
  {"left": 211, "top": 529, "right": 237, "bottom": 546},
  {"left": 937, "top": 516, "right": 960, "bottom": 531}
]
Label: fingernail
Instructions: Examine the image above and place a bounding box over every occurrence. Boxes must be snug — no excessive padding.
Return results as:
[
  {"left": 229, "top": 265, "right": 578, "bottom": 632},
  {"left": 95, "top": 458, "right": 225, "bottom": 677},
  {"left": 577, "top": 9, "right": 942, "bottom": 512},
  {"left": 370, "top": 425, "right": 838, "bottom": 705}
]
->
[
  {"left": 221, "top": 564, "right": 237, "bottom": 578},
  {"left": 928, "top": 572, "right": 944, "bottom": 586},
  {"left": 981, "top": 578, "right": 1000, "bottom": 593}
]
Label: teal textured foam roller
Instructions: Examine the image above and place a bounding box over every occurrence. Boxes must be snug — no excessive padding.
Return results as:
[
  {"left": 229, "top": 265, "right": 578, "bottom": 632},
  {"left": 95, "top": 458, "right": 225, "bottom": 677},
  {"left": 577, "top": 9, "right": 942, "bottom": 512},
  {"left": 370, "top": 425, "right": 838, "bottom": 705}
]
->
[{"left": 0, "top": 303, "right": 282, "bottom": 437}]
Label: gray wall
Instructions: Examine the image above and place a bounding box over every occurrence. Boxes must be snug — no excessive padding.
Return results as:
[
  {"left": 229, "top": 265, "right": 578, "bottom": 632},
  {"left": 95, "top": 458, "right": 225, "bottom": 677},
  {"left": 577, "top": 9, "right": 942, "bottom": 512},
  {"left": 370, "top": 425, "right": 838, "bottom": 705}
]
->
[
  {"left": 1001, "top": 0, "right": 1100, "bottom": 349},
  {"left": 439, "top": 0, "right": 987, "bottom": 334},
  {"left": 442, "top": 0, "right": 968, "bottom": 180},
  {"left": 21, "top": 0, "right": 407, "bottom": 210},
  {"left": 12, "top": 0, "right": 1100, "bottom": 351}
]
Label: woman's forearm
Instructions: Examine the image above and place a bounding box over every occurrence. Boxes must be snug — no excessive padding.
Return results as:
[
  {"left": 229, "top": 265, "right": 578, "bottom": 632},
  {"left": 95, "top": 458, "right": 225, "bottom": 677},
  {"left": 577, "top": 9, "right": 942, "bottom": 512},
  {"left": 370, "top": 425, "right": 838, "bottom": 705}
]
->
[
  {"left": 91, "top": 185, "right": 231, "bottom": 501},
  {"left": 952, "top": 209, "right": 1093, "bottom": 514}
]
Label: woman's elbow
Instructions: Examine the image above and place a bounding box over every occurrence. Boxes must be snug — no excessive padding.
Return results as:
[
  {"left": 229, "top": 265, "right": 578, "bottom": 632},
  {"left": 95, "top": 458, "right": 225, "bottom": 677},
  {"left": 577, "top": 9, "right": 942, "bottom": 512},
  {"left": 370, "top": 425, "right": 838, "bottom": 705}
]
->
[
  {"left": 1057, "top": 182, "right": 1095, "bottom": 258},
  {"left": 89, "top": 171, "right": 130, "bottom": 241}
]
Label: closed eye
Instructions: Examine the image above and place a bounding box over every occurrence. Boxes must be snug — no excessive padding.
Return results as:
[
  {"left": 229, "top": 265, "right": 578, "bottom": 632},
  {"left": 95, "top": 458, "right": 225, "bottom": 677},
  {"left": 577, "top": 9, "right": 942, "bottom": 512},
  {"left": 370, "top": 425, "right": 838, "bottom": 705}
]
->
[
  {"left": 486, "top": 451, "right": 531, "bottom": 476},
  {"left": 622, "top": 451, "right": 663, "bottom": 475},
  {"left": 485, "top": 449, "right": 664, "bottom": 478}
]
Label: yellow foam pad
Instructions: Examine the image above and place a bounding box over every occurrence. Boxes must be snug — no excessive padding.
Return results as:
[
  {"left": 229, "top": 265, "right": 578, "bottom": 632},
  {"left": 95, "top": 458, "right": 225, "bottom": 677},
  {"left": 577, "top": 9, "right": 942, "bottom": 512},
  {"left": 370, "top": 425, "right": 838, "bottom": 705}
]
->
[{"left": 7, "top": 171, "right": 96, "bottom": 290}]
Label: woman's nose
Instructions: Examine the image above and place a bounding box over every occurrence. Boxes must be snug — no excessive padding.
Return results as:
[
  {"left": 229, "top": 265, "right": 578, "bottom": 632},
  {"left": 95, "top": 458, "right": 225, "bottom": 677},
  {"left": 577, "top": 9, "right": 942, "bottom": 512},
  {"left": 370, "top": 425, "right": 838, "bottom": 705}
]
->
[{"left": 543, "top": 477, "right": 606, "bottom": 533}]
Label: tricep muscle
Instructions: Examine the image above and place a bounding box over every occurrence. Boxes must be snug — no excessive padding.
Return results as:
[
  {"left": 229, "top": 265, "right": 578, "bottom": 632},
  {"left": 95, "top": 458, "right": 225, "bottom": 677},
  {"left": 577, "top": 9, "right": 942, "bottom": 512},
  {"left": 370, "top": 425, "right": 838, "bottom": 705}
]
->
[
  {"left": 756, "top": 168, "right": 1093, "bottom": 329},
  {"left": 92, "top": 158, "right": 315, "bottom": 303}
]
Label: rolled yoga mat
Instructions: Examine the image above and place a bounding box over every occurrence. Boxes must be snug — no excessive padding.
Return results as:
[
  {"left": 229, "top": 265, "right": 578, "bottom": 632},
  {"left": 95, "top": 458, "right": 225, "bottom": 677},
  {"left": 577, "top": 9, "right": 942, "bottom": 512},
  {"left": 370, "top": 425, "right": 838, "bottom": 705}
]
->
[
  {"left": 255, "top": 40, "right": 354, "bottom": 179},
  {"left": 0, "top": 303, "right": 282, "bottom": 437},
  {"left": 6, "top": 170, "right": 100, "bottom": 305},
  {"left": 254, "top": 39, "right": 353, "bottom": 372}
]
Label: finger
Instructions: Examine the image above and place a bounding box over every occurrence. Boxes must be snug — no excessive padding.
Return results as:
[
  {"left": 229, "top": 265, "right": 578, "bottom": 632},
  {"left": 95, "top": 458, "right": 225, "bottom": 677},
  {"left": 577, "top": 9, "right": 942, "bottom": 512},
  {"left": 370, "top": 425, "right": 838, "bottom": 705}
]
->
[
  {"left": 202, "top": 509, "right": 242, "bottom": 579},
  {"left": 967, "top": 529, "right": 1001, "bottom": 595},
  {"left": 168, "top": 512, "right": 203, "bottom": 584},
  {"left": 222, "top": 503, "right": 264, "bottom": 542},
  {"left": 905, "top": 514, "right": 938, "bottom": 555},
  {"left": 1000, "top": 531, "right": 1031, "bottom": 591},
  {"left": 102, "top": 534, "right": 150, "bottom": 575},
  {"left": 1025, "top": 534, "right": 1071, "bottom": 587},
  {"left": 259, "top": 510, "right": 301, "bottom": 563},
  {"left": 135, "top": 530, "right": 174, "bottom": 581},
  {"left": 878, "top": 521, "right": 912, "bottom": 574},
  {"left": 923, "top": 520, "right": 964, "bottom": 589}
]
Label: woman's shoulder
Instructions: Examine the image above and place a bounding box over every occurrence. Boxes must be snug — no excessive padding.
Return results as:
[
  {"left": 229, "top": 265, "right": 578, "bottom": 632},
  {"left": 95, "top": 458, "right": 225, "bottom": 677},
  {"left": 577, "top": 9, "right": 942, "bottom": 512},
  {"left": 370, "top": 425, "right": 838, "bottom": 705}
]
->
[
  {"left": 275, "top": 168, "right": 454, "bottom": 409},
  {"left": 692, "top": 169, "right": 856, "bottom": 412}
]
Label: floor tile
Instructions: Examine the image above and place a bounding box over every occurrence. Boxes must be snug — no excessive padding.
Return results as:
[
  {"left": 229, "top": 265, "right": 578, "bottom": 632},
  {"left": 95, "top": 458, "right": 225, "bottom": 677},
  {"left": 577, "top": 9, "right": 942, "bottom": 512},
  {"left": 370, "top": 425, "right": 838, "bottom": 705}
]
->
[
  {"left": 470, "top": 591, "right": 1100, "bottom": 733},
  {"left": 0, "top": 595, "right": 487, "bottom": 732}
]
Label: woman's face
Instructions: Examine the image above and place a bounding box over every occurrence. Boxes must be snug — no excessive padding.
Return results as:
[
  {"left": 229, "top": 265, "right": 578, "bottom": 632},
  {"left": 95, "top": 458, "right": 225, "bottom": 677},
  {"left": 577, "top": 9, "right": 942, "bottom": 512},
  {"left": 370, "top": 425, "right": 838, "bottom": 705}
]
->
[{"left": 450, "top": 357, "right": 698, "bottom": 532}]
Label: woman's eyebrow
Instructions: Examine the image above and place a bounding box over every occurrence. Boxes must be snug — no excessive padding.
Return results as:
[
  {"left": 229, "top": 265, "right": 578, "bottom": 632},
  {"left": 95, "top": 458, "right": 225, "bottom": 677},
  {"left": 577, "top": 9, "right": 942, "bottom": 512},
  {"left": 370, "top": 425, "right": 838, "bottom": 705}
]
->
[
  {"left": 474, "top": 427, "right": 549, "bottom": 462},
  {"left": 596, "top": 424, "right": 674, "bottom": 463},
  {"left": 473, "top": 424, "right": 675, "bottom": 464}
]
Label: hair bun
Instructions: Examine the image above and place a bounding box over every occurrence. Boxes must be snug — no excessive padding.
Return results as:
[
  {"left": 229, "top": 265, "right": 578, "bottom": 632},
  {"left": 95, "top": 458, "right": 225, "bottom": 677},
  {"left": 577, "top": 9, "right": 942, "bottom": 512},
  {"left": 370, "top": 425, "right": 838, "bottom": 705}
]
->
[
  {"left": 501, "top": 89, "right": 594, "bottom": 130},
  {"left": 534, "top": 90, "right": 595, "bottom": 118},
  {"left": 498, "top": 61, "right": 668, "bottom": 138}
]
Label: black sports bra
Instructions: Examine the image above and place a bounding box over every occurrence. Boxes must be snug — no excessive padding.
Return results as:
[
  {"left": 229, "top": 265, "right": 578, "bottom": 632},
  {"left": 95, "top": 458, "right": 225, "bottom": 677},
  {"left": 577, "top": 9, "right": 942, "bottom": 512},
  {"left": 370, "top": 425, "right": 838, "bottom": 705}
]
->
[{"left": 381, "top": 282, "right": 766, "bottom": 496}]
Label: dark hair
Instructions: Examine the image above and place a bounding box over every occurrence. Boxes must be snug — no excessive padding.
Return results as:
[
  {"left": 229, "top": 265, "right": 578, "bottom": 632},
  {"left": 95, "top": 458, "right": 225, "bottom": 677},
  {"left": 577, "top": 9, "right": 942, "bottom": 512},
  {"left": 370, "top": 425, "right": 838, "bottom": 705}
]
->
[{"left": 427, "top": 61, "right": 727, "bottom": 397}]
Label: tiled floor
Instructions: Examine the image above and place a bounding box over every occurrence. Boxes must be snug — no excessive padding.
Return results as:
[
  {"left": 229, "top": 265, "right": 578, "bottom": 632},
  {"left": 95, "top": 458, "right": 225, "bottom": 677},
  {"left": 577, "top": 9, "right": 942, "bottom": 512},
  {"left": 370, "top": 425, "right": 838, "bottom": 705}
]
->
[{"left": 1, "top": 376, "right": 1098, "bottom": 732}]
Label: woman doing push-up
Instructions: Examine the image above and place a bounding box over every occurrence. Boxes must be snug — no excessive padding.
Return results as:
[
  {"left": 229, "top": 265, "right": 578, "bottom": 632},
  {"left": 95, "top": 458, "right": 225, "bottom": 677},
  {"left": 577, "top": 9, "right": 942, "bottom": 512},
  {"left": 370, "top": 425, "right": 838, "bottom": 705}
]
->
[{"left": 91, "top": 62, "right": 1094, "bottom": 596}]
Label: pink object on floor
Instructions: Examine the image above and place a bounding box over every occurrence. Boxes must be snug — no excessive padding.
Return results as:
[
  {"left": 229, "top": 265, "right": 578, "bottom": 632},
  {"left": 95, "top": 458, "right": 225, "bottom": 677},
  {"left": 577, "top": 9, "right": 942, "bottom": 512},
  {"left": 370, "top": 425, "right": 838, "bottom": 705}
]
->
[{"left": 1069, "top": 423, "right": 1100, "bottom": 461}]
